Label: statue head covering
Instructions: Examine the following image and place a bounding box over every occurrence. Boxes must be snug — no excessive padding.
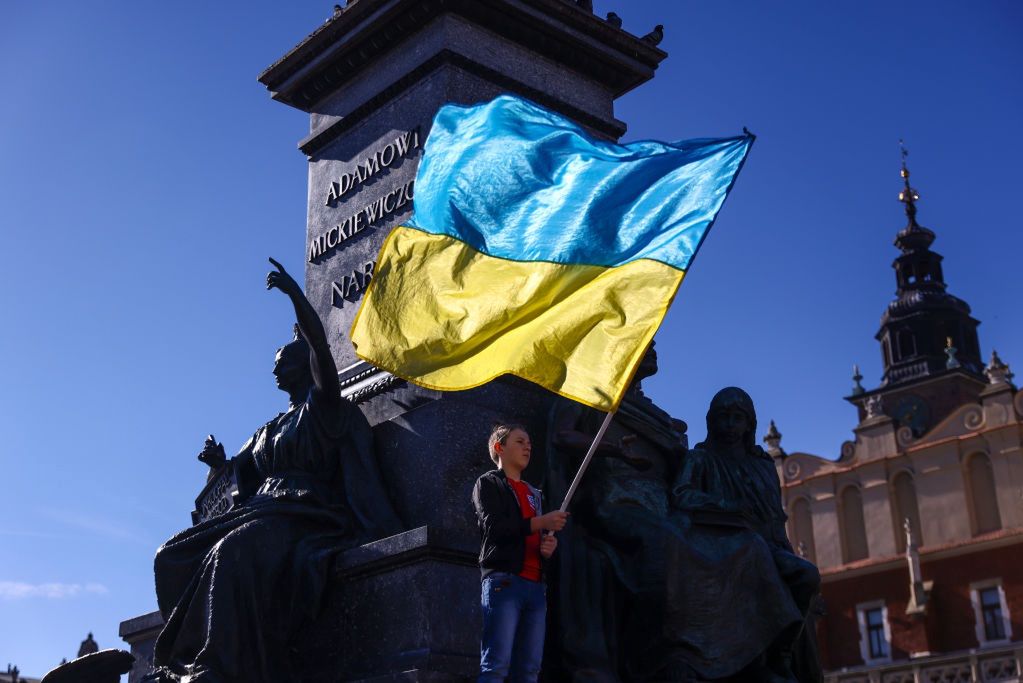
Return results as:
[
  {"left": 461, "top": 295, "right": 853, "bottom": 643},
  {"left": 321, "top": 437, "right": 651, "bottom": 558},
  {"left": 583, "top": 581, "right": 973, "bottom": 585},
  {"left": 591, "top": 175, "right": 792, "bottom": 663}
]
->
[{"left": 705, "top": 386, "right": 757, "bottom": 453}]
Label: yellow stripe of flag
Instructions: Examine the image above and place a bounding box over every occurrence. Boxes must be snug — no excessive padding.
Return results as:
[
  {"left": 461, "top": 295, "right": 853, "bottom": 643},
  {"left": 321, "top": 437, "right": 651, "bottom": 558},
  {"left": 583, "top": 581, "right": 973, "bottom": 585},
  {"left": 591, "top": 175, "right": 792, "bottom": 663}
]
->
[{"left": 351, "top": 226, "right": 685, "bottom": 411}]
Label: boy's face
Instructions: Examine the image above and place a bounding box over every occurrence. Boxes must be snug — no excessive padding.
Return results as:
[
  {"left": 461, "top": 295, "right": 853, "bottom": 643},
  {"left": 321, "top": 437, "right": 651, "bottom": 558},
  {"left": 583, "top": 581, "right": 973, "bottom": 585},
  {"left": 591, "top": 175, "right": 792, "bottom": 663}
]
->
[{"left": 498, "top": 429, "right": 532, "bottom": 471}]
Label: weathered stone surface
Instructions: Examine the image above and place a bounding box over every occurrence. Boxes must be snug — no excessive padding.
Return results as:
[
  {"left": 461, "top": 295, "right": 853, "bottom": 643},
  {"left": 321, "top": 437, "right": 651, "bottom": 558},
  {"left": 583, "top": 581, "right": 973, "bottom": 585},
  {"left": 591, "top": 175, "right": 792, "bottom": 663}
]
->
[{"left": 119, "top": 612, "right": 163, "bottom": 683}]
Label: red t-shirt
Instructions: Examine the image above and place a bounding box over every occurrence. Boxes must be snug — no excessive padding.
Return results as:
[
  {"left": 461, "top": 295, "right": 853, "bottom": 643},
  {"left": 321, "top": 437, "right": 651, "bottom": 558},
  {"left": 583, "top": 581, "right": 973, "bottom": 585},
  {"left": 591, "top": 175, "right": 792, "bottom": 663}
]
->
[{"left": 508, "top": 478, "right": 542, "bottom": 582}]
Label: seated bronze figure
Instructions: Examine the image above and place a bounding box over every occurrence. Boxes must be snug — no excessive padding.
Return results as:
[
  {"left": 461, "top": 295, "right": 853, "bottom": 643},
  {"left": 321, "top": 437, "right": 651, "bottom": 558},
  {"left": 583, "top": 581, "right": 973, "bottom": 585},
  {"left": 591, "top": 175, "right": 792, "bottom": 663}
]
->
[
  {"left": 146, "top": 259, "right": 401, "bottom": 682},
  {"left": 662, "top": 387, "right": 820, "bottom": 682}
]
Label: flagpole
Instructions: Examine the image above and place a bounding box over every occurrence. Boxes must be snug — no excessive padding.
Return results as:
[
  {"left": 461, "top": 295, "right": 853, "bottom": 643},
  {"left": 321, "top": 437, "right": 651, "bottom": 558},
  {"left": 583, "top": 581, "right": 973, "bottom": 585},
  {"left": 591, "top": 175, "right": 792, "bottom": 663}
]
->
[{"left": 558, "top": 409, "right": 616, "bottom": 512}]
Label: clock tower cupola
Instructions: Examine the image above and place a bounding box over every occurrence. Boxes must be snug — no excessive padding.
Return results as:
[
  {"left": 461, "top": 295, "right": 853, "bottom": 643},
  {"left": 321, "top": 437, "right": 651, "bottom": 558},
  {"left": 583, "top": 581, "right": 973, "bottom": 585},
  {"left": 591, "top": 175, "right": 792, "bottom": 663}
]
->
[
  {"left": 877, "top": 144, "right": 983, "bottom": 386},
  {"left": 849, "top": 144, "right": 986, "bottom": 433}
]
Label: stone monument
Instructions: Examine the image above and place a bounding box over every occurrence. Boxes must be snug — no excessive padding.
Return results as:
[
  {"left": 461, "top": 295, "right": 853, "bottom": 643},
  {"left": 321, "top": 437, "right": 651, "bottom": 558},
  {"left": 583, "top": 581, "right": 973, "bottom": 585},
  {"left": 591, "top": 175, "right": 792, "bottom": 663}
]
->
[
  {"left": 122, "top": 2, "right": 667, "bottom": 680},
  {"left": 256, "top": 0, "right": 666, "bottom": 550}
]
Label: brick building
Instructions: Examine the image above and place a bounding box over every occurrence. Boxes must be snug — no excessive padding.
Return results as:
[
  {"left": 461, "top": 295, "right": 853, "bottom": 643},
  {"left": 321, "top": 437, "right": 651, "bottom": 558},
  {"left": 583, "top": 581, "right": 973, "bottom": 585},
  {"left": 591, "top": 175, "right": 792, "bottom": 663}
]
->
[{"left": 772, "top": 156, "right": 1022, "bottom": 682}]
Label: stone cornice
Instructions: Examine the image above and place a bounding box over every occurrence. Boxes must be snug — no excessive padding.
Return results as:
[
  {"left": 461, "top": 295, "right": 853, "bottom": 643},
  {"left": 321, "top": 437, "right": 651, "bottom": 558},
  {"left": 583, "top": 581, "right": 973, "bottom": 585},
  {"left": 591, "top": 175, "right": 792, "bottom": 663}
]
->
[
  {"left": 259, "top": 0, "right": 666, "bottom": 110},
  {"left": 297, "top": 49, "right": 627, "bottom": 157},
  {"left": 844, "top": 367, "right": 987, "bottom": 404},
  {"left": 338, "top": 360, "right": 406, "bottom": 404}
]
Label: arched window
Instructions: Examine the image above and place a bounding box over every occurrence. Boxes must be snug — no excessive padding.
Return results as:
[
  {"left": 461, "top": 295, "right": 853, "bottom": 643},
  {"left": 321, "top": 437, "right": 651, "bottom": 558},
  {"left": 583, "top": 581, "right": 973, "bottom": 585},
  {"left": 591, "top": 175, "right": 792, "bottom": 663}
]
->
[
  {"left": 967, "top": 453, "right": 1002, "bottom": 535},
  {"left": 892, "top": 472, "right": 923, "bottom": 552},
  {"left": 789, "top": 497, "right": 816, "bottom": 563},
  {"left": 840, "top": 485, "right": 870, "bottom": 563}
]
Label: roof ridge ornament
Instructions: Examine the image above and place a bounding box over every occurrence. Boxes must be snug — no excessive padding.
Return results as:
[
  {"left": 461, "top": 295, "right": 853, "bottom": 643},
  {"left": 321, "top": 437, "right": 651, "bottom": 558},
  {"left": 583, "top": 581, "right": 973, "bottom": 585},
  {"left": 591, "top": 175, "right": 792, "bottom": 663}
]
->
[
  {"left": 945, "top": 337, "right": 961, "bottom": 369},
  {"left": 763, "top": 419, "right": 784, "bottom": 456},
  {"left": 851, "top": 364, "right": 865, "bottom": 395},
  {"left": 985, "top": 349, "right": 1013, "bottom": 385}
]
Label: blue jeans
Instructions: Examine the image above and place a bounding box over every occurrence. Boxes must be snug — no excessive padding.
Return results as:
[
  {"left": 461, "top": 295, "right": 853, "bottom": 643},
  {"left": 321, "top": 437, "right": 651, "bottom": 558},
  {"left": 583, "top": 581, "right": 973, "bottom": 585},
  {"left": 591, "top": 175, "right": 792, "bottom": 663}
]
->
[{"left": 479, "top": 572, "right": 546, "bottom": 682}]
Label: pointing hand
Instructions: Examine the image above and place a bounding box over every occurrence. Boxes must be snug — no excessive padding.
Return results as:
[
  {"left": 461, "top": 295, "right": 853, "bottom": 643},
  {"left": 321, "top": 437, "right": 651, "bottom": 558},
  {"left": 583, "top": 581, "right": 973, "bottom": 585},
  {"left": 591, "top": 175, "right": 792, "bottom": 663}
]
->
[{"left": 267, "top": 257, "right": 301, "bottom": 296}]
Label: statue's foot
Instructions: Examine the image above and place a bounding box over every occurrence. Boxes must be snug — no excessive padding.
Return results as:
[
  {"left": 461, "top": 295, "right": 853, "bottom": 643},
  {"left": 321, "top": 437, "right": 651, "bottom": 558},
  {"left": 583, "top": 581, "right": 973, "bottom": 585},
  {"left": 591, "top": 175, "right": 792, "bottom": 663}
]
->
[
  {"left": 571, "top": 667, "right": 622, "bottom": 683},
  {"left": 756, "top": 662, "right": 797, "bottom": 683},
  {"left": 659, "top": 657, "right": 701, "bottom": 682},
  {"left": 765, "top": 650, "right": 798, "bottom": 683},
  {"left": 734, "top": 656, "right": 796, "bottom": 683}
]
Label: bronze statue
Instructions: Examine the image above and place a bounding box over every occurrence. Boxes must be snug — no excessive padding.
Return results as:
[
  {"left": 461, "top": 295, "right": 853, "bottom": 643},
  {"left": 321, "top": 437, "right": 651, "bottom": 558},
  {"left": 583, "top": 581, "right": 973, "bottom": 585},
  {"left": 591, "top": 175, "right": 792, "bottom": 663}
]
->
[
  {"left": 662, "top": 387, "right": 821, "bottom": 682},
  {"left": 544, "top": 344, "right": 689, "bottom": 682},
  {"left": 146, "top": 259, "right": 402, "bottom": 682}
]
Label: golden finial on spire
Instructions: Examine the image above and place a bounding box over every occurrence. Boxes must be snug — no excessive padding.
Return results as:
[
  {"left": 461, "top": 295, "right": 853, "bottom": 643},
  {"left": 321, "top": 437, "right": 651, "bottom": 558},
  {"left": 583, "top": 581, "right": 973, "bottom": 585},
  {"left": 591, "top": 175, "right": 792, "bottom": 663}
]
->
[{"left": 898, "top": 139, "right": 921, "bottom": 227}]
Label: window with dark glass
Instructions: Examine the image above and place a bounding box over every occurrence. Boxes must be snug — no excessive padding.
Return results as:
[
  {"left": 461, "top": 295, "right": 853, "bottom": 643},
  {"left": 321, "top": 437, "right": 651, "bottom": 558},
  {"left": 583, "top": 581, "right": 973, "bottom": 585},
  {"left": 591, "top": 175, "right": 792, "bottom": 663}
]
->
[
  {"left": 866, "top": 607, "right": 888, "bottom": 658},
  {"left": 980, "top": 587, "right": 1006, "bottom": 641}
]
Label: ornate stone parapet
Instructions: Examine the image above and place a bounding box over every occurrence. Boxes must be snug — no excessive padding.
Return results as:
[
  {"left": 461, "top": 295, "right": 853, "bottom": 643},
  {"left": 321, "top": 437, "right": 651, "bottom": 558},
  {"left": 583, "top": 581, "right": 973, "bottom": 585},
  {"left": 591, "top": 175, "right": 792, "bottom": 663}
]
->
[{"left": 824, "top": 642, "right": 1022, "bottom": 683}]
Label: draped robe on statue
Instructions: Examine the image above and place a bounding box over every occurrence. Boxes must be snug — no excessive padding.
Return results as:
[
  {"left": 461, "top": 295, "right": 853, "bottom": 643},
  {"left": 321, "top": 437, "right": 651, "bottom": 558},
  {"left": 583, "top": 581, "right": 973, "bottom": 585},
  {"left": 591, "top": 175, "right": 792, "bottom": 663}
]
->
[
  {"left": 544, "top": 389, "right": 687, "bottom": 682},
  {"left": 662, "top": 442, "right": 817, "bottom": 680},
  {"left": 152, "top": 391, "right": 402, "bottom": 682}
]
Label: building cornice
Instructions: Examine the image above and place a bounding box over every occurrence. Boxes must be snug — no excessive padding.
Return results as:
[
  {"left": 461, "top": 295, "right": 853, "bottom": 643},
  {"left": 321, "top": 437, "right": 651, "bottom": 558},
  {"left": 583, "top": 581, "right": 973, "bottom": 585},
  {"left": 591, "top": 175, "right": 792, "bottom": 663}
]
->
[
  {"left": 843, "top": 367, "right": 987, "bottom": 405},
  {"left": 821, "top": 527, "right": 1023, "bottom": 583}
]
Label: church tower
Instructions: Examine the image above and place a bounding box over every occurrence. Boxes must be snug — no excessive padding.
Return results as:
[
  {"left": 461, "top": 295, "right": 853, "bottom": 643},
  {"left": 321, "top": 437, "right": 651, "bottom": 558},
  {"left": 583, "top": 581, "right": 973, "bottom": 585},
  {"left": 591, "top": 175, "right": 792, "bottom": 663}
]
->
[{"left": 849, "top": 146, "right": 987, "bottom": 434}]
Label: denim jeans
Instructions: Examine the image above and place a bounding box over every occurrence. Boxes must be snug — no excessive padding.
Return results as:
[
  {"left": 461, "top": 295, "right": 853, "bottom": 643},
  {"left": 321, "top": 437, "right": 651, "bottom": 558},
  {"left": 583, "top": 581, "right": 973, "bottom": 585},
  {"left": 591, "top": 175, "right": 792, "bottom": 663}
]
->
[{"left": 479, "top": 572, "right": 546, "bottom": 682}]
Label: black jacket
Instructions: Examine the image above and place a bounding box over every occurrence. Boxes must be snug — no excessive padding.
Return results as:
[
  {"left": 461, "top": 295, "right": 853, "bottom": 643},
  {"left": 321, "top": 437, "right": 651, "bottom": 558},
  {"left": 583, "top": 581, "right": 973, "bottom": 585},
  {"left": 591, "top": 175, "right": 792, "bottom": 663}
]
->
[{"left": 471, "top": 469, "right": 543, "bottom": 579}]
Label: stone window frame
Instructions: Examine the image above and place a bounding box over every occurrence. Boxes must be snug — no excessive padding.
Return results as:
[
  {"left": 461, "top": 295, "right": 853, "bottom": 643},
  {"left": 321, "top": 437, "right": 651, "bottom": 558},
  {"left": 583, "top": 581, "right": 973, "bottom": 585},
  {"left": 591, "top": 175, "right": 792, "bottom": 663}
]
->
[
  {"left": 889, "top": 467, "right": 923, "bottom": 553},
  {"left": 969, "top": 579, "right": 1012, "bottom": 647},
  {"left": 963, "top": 451, "right": 1003, "bottom": 536},
  {"left": 856, "top": 599, "right": 893, "bottom": 665},
  {"left": 838, "top": 483, "right": 870, "bottom": 564},
  {"left": 787, "top": 495, "right": 816, "bottom": 563}
]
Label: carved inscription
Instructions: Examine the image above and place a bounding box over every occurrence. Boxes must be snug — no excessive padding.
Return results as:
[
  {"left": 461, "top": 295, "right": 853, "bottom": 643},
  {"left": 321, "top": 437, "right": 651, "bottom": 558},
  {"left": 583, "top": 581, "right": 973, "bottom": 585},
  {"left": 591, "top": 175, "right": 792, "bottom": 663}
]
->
[
  {"left": 331, "top": 261, "right": 376, "bottom": 308},
  {"left": 324, "top": 128, "right": 421, "bottom": 206},
  {"left": 310, "top": 180, "right": 415, "bottom": 262},
  {"left": 309, "top": 180, "right": 415, "bottom": 262},
  {"left": 311, "top": 126, "right": 423, "bottom": 264},
  {"left": 193, "top": 467, "right": 236, "bottom": 525}
]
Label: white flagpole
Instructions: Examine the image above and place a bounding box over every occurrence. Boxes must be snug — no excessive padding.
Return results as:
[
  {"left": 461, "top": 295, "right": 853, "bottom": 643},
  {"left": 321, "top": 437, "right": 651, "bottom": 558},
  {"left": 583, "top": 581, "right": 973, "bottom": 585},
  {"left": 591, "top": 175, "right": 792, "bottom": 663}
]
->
[{"left": 558, "top": 409, "right": 616, "bottom": 512}]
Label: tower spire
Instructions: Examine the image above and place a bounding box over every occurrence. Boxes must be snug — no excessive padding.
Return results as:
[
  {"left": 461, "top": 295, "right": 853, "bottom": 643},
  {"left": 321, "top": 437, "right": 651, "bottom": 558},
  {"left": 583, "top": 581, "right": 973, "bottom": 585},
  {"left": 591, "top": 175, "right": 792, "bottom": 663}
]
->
[
  {"left": 894, "top": 140, "right": 935, "bottom": 253},
  {"left": 899, "top": 140, "right": 921, "bottom": 229},
  {"left": 869, "top": 142, "right": 985, "bottom": 390}
]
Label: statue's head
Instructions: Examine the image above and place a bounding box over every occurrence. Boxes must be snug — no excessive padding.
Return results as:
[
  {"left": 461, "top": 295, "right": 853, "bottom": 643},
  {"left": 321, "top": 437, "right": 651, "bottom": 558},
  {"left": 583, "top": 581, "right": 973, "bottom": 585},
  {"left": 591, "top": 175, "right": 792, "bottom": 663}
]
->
[
  {"left": 633, "top": 342, "right": 659, "bottom": 383},
  {"left": 273, "top": 325, "right": 314, "bottom": 397},
  {"left": 705, "top": 386, "right": 757, "bottom": 452}
]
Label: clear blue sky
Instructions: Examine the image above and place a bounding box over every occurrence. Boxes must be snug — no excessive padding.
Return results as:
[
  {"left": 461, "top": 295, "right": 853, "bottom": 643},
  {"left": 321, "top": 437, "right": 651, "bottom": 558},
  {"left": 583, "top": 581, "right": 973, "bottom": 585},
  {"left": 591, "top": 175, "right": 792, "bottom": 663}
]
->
[{"left": 1, "top": 0, "right": 1020, "bottom": 676}]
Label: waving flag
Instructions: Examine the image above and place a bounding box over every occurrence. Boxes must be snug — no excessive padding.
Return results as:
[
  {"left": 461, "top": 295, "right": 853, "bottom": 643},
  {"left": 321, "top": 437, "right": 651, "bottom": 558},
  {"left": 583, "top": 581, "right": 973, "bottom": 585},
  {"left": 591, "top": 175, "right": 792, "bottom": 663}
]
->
[{"left": 351, "top": 95, "right": 752, "bottom": 411}]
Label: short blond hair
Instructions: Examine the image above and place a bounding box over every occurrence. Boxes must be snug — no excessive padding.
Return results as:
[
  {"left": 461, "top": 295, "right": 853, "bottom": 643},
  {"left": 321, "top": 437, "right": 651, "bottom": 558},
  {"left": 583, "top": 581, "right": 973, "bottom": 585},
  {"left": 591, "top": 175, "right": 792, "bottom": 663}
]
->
[{"left": 488, "top": 423, "right": 528, "bottom": 465}]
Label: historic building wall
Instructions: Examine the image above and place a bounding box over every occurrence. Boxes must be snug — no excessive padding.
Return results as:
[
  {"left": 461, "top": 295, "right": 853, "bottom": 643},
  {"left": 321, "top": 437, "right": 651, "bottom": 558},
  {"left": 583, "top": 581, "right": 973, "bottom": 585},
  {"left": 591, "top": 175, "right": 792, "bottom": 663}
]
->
[
  {"left": 771, "top": 155, "right": 1023, "bottom": 681},
  {"left": 820, "top": 537, "right": 1023, "bottom": 669}
]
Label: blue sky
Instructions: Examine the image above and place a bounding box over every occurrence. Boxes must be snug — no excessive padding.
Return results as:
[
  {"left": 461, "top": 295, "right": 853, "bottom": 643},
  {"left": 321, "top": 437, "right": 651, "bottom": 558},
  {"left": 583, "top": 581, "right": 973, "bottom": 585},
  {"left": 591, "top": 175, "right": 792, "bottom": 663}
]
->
[{"left": 1, "top": 0, "right": 1021, "bottom": 676}]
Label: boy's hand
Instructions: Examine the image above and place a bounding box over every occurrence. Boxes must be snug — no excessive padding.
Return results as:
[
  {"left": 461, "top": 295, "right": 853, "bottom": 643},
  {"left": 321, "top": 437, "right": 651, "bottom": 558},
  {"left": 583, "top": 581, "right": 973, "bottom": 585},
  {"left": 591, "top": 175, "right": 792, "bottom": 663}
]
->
[
  {"left": 531, "top": 510, "right": 569, "bottom": 533},
  {"left": 540, "top": 534, "right": 558, "bottom": 558}
]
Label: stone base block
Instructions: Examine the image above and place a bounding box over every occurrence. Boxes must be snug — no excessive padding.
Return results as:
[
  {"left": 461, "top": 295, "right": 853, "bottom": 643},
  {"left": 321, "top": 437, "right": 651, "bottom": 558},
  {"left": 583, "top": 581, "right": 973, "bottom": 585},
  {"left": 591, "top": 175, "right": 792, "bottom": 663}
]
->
[{"left": 122, "top": 525, "right": 479, "bottom": 683}]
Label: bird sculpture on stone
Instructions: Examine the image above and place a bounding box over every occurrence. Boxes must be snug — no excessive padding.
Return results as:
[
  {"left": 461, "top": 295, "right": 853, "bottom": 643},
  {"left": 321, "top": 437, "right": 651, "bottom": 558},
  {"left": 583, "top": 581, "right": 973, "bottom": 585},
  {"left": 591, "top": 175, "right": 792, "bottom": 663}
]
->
[
  {"left": 606, "top": 12, "right": 623, "bottom": 28},
  {"left": 333, "top": 4, "right": 343, "bottom": 17},
  {"left": 641, "top": 24, "right": 664, "bottom": 46}
]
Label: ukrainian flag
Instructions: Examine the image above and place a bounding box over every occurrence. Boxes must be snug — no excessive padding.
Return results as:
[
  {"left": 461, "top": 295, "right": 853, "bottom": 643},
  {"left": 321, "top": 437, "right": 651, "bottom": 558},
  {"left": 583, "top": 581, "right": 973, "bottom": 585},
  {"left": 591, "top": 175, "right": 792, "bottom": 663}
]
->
[{"left": 351, "top": 95, "right": 752, "bottom": 411}]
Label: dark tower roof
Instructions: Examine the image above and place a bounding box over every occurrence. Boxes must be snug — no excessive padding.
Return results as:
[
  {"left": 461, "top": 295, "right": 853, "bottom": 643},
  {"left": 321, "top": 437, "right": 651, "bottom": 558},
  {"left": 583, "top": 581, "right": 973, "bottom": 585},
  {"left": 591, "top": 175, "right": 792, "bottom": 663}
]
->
[
  {"left": 76, "top": 632, "right": 98, "bottom": 659},
  {"left": 874, "top": 143, "right": 984, "bottom": 387}
]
